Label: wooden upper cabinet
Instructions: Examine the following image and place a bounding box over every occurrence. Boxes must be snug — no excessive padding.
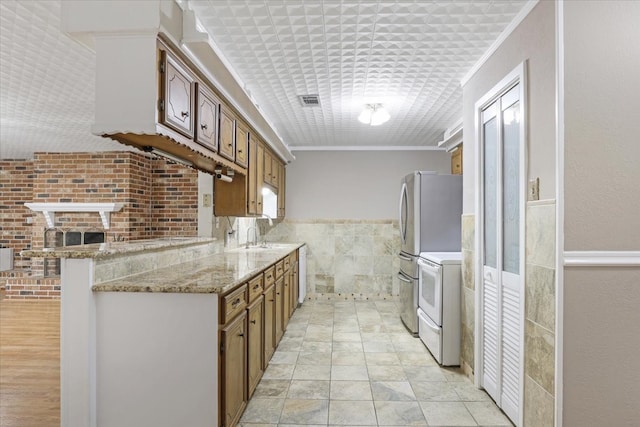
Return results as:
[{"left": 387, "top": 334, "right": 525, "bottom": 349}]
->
[
  {"left": 195, "top": 83, "right": 219, "bottom": 151},
  {"left": 159, "top": 50, "right": 195, "bottom": 138},
  {"left": 219, "top": 105, "right": 236, "bottom": 161},
  {"left": 451, "top": 146, "right": 463, "bottom": 175},
  {"left": 263, "top": 150, "right": 273, "bottom": 186},
  {"left": 256, "top": 142, "right": 264, "bottom": 213},
  {"left": 235, "top": 120, "right": 249, "bottom": 168},
  {"left": 247, "top": 136, "right": 258, "bottom": 215},
  {"left": 278, "top": 163, "right": 286, "bottom": 219},
  {"left": 270, "top": 156, "right": 279, "bottom": 188}
]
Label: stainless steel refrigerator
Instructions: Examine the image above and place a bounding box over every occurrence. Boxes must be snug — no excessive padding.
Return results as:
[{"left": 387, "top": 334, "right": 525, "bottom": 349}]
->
[{"left": 398, "top": 171, "right": 462, "bottom": 335}]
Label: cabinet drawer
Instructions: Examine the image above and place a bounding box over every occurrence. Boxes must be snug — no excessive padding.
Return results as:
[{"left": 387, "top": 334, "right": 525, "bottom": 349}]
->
[
  {"left": 275, "top": 260, "right": 285, "bottom": 278},
  {"left": 221, "top": 284, "right": 247, "bottom": 324},
  {"left": 247, "top": 275, "right": 264, "bottom": 303},
  {"left": 264, "top": 266, "right": 275, "bottom": 288},
  {"left": 288, "top": 251, "right": 297, "bottom": 266},
  {"left": 283, "top": 256, "right": 290, "bottom": 271}
]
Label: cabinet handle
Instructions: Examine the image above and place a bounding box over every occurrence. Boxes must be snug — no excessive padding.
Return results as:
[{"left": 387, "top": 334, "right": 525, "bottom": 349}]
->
[
  {"left": 181, "top": 111, "right": 189, "bottom": 118},
  {"left": 250, "top": 320, "right": 256, "bottom": 325},
  {"left": 238, "top": 333, "right": 244, "bottom": 337},
  {"left": 231, "top": 298, "right": 241, "bottom": 308},
  {"left": 238, "top": 149, "right": 243, "bottom": 153},
  {"left": 269, "top": 299, "right": 274, "bottom": 302},
  {"left": 201, "top": 123, "right": 208, "bottom": 130},
  {"left": 253, "top": 284, "right": 260, "bottom": 290}
]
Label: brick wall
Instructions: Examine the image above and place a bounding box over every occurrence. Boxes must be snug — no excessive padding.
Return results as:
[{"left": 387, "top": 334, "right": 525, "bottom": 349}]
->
[
  {"left": 0, "top": 159, "right": 34, "bottom": 270},
  {"left": 1, "top": 151, "right": 199, "bottom": 299},
  {"left": 150, "top": 159, "right": 199, "bottom": 235}
]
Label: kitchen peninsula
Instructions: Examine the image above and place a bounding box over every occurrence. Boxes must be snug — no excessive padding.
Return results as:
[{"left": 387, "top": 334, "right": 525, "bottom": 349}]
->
[{"left": 23, "top": 238, "right": 304, "bottom": 427}]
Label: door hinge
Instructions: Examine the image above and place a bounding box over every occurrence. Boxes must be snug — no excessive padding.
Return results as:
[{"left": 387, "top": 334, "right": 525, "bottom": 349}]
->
[
  {"left": 158, "top": 99, "right": 165, "bottom": 112},
  {"left": 159, "top": 61, "right": 165, "bottom": 73},
  {"left": 220, "top": 341, "right": 224, "bottom": 354}
]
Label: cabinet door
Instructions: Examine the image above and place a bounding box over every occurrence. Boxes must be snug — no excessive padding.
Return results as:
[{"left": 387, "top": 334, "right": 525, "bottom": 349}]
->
[
  {"left": 283, "top": 271, "right": 291, "bottom": 331},
  {"left": 219, "top": 106, "right": 236, "bottom": 161},
  {"left": 292, "top": 261, "right": 299, "bottom": 313},
  {"left": 247, "top": 297, "right": 264, "bottom": 398},
  {"left": 220, "top": 312, "right": 247, "bottom": 427},
  {"left": 270, "top": 156, "right": 279, "bottom": 187},
  {"left": 278, "top": 163, "right": 286, "bottom": 219},
  {"left": 247, "top": 136, "right": 258, "bottom": 215},
  {"left": 256, "top": 142, "right": 264, "bottom": 214},
  {"left": 275, "top": 277, "right": 284, "bottom": 345},
  {"left": 263, "top": 150, "right": 273, "bottom": 186},
  {"left": 160, "top": 50, "right": 194, "bottom": 138},
  {"left": 451, "top": 146, "right": 463, "bottom": 175},
  {"left": 263, "top": 284, "right": 276, "bottom": 366},
  {"left": 195, "top": 84, "right": 218, "bottom": 151},
  {"left": 235, "top": 121, "right": 249, "bottom": 168}
]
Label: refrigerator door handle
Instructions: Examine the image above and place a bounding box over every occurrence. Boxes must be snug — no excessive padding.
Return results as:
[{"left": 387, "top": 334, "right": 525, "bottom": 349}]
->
[
  {"left": 398, "top": 253, "right": 413, "bottom": 261},
  {"left": 397, "top": 272, "right": 413, "bottom": 283},
  {"left": 399, "top": 182, "right": 408, "bottom": 245}
]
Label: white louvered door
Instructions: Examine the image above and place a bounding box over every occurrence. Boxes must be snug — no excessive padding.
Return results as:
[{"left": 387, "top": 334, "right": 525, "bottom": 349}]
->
[{"left": 480, "top": 81, "right": 524, "bottom": 425}]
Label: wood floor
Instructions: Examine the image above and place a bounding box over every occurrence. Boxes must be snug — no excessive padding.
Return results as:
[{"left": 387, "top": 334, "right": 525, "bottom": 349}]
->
[{"left": 0, "top": 291, "right": 60, "bottom": 427}]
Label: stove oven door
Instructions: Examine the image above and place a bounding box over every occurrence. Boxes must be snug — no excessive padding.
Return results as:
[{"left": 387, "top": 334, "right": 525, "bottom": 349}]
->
[{"left": 418, "top": 258, "right": 442, "bottom": 325}]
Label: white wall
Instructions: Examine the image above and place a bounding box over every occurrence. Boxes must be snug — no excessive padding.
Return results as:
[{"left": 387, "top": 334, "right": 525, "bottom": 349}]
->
[
  {"left": 285, "top": 150, "right": 451, "bottom": 219},
  {"left": 562, "top": 1, "right": 640, "bottom": 425}
]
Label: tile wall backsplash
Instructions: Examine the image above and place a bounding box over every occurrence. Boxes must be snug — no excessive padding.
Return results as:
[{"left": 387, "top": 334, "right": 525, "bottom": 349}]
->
[
  {"left": 524, "top": 200, "right": 556, "bottom": 426},
  {"left": 460, "top": 214, "right": 475, "bottom": 378},
  {"left": 264, "top": 219, "right": 400, "bottom": 299}
]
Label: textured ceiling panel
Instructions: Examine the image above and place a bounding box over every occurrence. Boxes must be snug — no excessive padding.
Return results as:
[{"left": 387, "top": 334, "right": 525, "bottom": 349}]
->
[
  {"left": 0, "top": 0, "right": 528, "bottom": 159},
  {"left": 188, "top": 0, "right": 529, "bottom": 148},
  {"left": 0, "top": 0, "right": 123, "bottom": 159}
]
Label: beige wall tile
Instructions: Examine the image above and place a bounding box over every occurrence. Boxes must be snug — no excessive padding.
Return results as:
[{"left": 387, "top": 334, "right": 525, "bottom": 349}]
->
[
  {"left": 525, "top": 319, "right": 555, "bottom": 395},
  {"left": 525, "top": 264, "right": 555, "bottom": 331},
  {"left": 524, "top": 376, "right": 554, "bottom": 427},
  {"left": 462, "top": 248, "right": 475, "bottom": 291},
  {"left": 526, "top": 202, "right": 556, "bottom": 269},
  {"left": 461, "top": 214, "right": 475, "bottom": 251}
]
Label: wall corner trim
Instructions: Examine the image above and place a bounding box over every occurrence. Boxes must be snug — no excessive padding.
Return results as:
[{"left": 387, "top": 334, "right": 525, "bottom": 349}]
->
[{"left": 563, "top": 251, "right": 640, "bottom": 267}]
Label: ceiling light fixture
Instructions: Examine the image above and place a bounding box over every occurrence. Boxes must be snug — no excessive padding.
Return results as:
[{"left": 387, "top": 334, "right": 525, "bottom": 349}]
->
[{"left": 358, "top": 103, "right": 390, "bottom": 126}]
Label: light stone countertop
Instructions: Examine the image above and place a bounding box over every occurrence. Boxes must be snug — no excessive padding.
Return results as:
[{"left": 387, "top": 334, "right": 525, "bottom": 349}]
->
[
  {"left": 92, "top": 243, "right": 303, "bottom": 294},
  {"left": 20, "top": 237, "right": 216, "bottom": 259}
]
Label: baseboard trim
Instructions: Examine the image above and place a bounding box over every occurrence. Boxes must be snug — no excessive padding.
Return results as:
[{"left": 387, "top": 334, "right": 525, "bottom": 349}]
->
[{"left": 564, "top": 251, "right": 640, "bottom": 267}]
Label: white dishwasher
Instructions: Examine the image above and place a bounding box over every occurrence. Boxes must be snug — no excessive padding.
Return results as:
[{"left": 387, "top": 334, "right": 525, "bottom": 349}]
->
[{"left": 298, "top": 244, "right": 307, "bottom": 305}]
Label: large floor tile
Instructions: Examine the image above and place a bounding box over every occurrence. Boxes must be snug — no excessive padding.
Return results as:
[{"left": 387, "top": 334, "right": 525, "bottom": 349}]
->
[
  {"left": 279, "top": 399, "right": 329, "bottom": 425},
  {"left": 287, "top": 380, "right": 330, "bottom": 400},
  {"left": 262, "top": 363, "right": 295, "bottom": 380},
  {"left": 330, "top": 380, "right": 373, "bottom": 400},
  {"left": 419, "top": 401, "right": 477, "bottom": 426},
  {"left": 465, "top": 401, "right": 513, "bottom": 426},
  {"left": 270, "top": 351, "right": 299, "bottom": 365},
  {"left": 374, "top": 401, "right": 428, "bottom": 426},
  {"left": 371, "top": 381, "right": 416, "bottom": 401},
  {"left": 252, "top": 379, "right": 290, "bottom": 399},
  {"left": 328, "top": 400, "right": 378, "bottom": 425},
  {"left": 411, "top": 381, "right": 460, "bottom": 401},
  {"left": 368, "top": 364, "right": 407, "bottom": 381},
  {"left": 293, "top": 364, "right": 331, "bottom": 380},
  {"left": 365, "top": 352, "right": 400, "bottom": 366},
  {"left": 331, "top": 364, "right": 369, "bottom": 381},
  {"left": 405, "top": 365, "right": 448, "bottom": 382},
  {"left": 240, "top": 398, "right": 285, "bottom": 424},
  {"left": 297, "top": 351, "right": 332, "bottom": 365},
  {"left": 332, "top": 351, "right": 366, "bottom": 366}
]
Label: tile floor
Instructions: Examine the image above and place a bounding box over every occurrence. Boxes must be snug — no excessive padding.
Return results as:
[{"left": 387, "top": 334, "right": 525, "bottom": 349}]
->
[{"left": 240, "top": 299, "right": 513, "bottom": 426}]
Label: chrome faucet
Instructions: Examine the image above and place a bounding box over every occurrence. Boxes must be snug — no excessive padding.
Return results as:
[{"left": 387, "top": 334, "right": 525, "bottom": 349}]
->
[{"left": 245, "top": 226, "right": 257, "bottom": 249}]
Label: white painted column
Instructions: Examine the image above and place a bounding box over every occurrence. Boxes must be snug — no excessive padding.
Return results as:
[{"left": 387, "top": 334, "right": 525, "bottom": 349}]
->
[{"left": 60, "top": 258, "right": 97, "bottom": 427}]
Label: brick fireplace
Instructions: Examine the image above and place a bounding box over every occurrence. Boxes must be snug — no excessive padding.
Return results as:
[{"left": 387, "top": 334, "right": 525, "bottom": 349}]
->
[{"left": 0, "top": 151, "right": 199, "bottom": 299}]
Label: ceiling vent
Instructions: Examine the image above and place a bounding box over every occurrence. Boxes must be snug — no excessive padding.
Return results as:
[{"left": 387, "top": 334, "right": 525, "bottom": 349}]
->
[{"left": 298, "top": 94, "right": 320, "bottom": 107}]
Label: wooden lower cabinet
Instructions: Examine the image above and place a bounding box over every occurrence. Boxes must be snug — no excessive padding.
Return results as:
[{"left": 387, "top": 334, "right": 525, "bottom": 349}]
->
[
  {"left": 219, "top": 250, "right": 300, "bottom": 427},
  {"left": 274, "top": 277, "right": 284, "bottom": 345},
  {"left": 283, "top": 273, "right": 291, "bottom": 331},
  {"left": 247, "top": 296, "right": 264, "bottom": 398},
  {"left": 220, "top": 311, "right": 247, "bottom": 427},
  {"left": 263, "top": 284, "right": 276, "bottom": 366}
]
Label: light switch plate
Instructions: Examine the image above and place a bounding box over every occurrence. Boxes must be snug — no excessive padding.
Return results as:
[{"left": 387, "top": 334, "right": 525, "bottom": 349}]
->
[
  {"left": 528, "top": 177, "right": 540, "bottom": 201},
  {"left": 203, "top": 193, "right": 212, "bottom": 207}
]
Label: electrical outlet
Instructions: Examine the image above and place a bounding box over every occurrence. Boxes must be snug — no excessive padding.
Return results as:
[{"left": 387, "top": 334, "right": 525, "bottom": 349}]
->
[
  {"left": 203, "top": 193, "right": 212, "bottom": 207},
  {"left": 215, "top": 217, "right": 220, "bottom": 229},
  {"left": 528, "top": 177, "right": 540, "bottom": 201}
]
